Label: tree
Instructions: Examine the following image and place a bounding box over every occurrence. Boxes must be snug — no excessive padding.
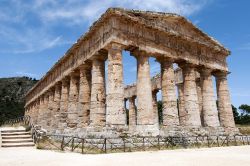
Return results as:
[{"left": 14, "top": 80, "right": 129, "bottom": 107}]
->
[
  {"left": 232, "top": 105, "right": 240, "bottom": 124},
  {"left": 239, "top": 104, "right": 250, "bottom": 115},
  {"left": 157, "top": 101, "right": 163, "bottom": 125}
]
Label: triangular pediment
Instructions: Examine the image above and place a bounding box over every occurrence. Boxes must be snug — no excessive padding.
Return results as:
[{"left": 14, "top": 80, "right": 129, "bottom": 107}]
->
[{"left": 108, "top": 8, "right": 229, "bottom": 54}]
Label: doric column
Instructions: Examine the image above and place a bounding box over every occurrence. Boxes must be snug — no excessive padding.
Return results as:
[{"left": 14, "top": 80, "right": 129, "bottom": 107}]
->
[
  {"left": 37, "top": 96, "right": 44, "bottom": 126},
  {"left": 177, "top": 83, "right": 186, "bottom": 126},
  {"left": 181, "top": 63, "right": 201, "bottom": 127},
  {"left": 152, "top": 90, "right": 159, "bottom": 126},
  {"left": 52, "top": 83, "right": 61, "bottom": 130},
  {"left": 134, "top": 51, "right": 155, "bottom": 125},
  {"left": 78, "top": 65, "right": 91, "bottom": 127},
  {"left": 41, "top": 92, "right": 49, "bottom": 129},
  {"left": 106, "top": 43, "right": 126, "bottom": 126},
  {"left": 34, "top": 100, "right": 39, "bottom": 125},
  {"left": 90, "top": 57, "right": 106, "bottom": 126},
  {"left": 46, "top": 89, "right": 54, "bottom": 130},
  {"left": 128, "top": 96, "right": 136, "bottom": 128},
  {"left": 160, "top": 59, "right": 179, "bottom": 126},
  {"left": 200, "top": 68, "right": 220, "bottom": 127},
  {"left": 67, "top": 72, "right": 79, "bottom": 128},
  {"left": 215, "top": 71, "right": 235, "bottom": 128},
  {"left": 196, "top": 78, "right": 204, "bottom": 126},
  {"left": 58, "top": 78, "right": 69, "bottom": 131}
]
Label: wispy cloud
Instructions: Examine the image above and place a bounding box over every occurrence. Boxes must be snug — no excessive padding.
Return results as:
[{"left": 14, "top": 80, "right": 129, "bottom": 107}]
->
[
  {"left": 35, "top": 0, "right": 209, "bottom": 25},
  {"left": 0, "top": 0, "right": 210, "bottom": 54}
]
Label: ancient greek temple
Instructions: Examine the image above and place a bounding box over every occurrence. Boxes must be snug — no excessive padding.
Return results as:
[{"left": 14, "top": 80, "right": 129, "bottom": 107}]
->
[{"left": 25, "top": 8, "right": 238, "bottom": 137}]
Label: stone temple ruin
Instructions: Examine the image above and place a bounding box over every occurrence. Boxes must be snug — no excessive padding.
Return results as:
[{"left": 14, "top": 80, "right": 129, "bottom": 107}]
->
[{"left": 25, "top": 8, "right": 238, "bottom": 138}]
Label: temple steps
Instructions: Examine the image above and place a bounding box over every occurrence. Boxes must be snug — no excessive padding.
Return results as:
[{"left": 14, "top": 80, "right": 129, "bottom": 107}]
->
[{"left": 1, "top": 128, "right": 34, "bottom": 148}]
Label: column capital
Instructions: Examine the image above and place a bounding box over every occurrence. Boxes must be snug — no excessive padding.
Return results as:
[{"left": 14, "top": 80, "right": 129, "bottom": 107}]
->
[
  {"left": 91, "top": 52, "right": 107, "bottom": 62},
  {"left": 55, "top": 81, "right": 62, "bottom": 89},
  {"left": 61, "top": 77, "right": 70, "bottom": 85},
  {"left": 106, "top": 42, "right": 125, "bottom": 51},
  {"left": 131, "top": 49, "right": 149, "bottom": 58},
  {"left": 213, "top": 70, "right": 230, "bottom": 78},
  {"left": 178, "top": 62, "right": 198, "bottom": 69},
  {"left": 156, "top": 57, "right": 175, "bottom": 64},
  {"left": 200, "top": 67, "right": 213, "bottom": 75},
  {"left": 79, "top": 63, "right": 92, "bottom": 71}
]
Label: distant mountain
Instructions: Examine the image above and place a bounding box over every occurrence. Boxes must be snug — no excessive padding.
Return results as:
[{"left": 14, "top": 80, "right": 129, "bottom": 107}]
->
[{"left": 0, "top": 77, "right": 38, "bottom": 124}]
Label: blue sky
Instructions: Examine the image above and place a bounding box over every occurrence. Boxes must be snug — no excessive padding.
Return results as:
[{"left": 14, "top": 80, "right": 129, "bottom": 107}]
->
[{"left": 0, "top": 0, "right": 249, "bottom": 108}]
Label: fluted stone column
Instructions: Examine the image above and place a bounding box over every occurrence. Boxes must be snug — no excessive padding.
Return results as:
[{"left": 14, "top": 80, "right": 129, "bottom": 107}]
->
[
  {"left": 34, "top": 100, "right": 40, "bottom": 124},
  {"left": 181, "top": 64, "right": 201, "bottom": 127},
  {"left": 135, "top": 51, "right": 155, "bottom": 125},
  {"left": 46, "top": 89, "right": 54, "bottom": 130},
  {"left": 128, "top": 96, "right": 136, "bottom": 128},
  {"left": 152, "top": 90, "right": 159, "bottom": 126},
  {"left": 106, "top": 43, "right": 126, "bottom": 126},
  {"left": 78, "top": 65, "right": 91, "bottom": 127},
  {"left": 215, "top": 71, "right": 235, "bottom": 129},
  {"left": 90, "top": 57, "right": 106, "bottom": 126},
  {"left": 58, "top": 78, "right": 69, "bottom": 131},
  {"left": 67, "top": 73, "right": 79, "bottom": 128},
  {"left": 160, "top": 59, "right": 179, "bottom": 126},
  {"left": 41, "top": 92, "right": 49, "bottom": 129},
  {"left": 196, "top": 79, "right": 204, "bottom": 126},
  {"left": 37, "top": 96, "right": 44, "bottom": 126},
  {"left": 177, "top": 83, "right": 186, "bottom": 126},
  {"left": 200, "top": 69, "right": 220, "bottom": 127},
  {"left": 52, "top": 83, "right": 61, "bottom": 130}
]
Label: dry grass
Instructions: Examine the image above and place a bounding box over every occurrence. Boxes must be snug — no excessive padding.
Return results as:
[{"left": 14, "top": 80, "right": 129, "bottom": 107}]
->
[{"left": 237, "top": 125, "right": 250, "bottom": 135}]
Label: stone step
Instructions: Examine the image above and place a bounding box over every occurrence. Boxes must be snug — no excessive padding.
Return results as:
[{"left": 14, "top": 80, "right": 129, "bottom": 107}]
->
[
  {"left": 1, "top": 142, "right": 35, "bottom": 148},
  {"left": 1, "top": 129, "right": 26, "bottom": 133},
  {"left": 1, "top": 132, "right": 30, "bottom": 136},
  {"left": 2, "top": 138, "right": 33, "bottom": 144},
  {"left": 2, "top": 135, "right": 32, "bottom": 139}
]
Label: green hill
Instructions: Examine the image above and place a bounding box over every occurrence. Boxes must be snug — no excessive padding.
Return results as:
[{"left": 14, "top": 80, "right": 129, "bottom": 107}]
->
[{"left": 0, "top": 77, "right": 38, "bottom": 124}]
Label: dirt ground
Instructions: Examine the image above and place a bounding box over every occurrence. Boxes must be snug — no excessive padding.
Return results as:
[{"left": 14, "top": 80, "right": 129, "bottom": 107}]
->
[{"left": 0, "top": 146, "right": 250, "bottom": 166}]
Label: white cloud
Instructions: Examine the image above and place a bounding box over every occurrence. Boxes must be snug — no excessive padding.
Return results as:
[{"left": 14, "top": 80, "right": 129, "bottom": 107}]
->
[
  {"left": 0, "top": 25, "right": 72, "bottom": 54},
  {"left": 35, "top": 0, "right": 209, "bottom": 25},
  {"left": 0, "top": 0, "right": 210, "bottom": 54}
]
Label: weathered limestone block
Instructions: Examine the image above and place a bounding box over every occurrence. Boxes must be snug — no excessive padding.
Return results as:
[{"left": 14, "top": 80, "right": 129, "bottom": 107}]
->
[
  {"left": 37, "top": 97, "right": 44, "bottom": 126},
  {"left": 200, "top": 69, "right": 220, "bottom": 127},
  {"left": 67, "top": 73, "right": 79, "bottom": 128},
  {"left": 177, "top": 83, "right": 186, "bottom": 126},
  {"left": 34, "top": 101, "right": 40, "bottom": 124},
  {"left": 46, "top": 90, "right": 54, "bottom": 130},
  {"left": 152, "top": 90, "right": 159, "bottom": 126},
  {"left": 160, "top": 59, "right": 179, "bottom": 126},
  {"left": 196, "top": 79, "right": 204, "bottom": 126},
  {"left": 41, "top": 93, "right": 49, "bottom": 129},
  {"left": 51, "top": 83, "right": 61, "bottom": 130},
  {"left": 90, "top": 57, "right": 106, "bottom": 126},
  {"left": 58, "top": 79, "right": 69, "bottom": 131},
  {"left": 128, "top": 96, "right": 136, "bottom": 128},
  {"left": 106, "top": 43, "right": 126, "bottom": 126},
  {"left": 215, "top": 71, "right": 235, "bottom": 129},
  {"left": 134, "top": 51, "right": 155, "bottom": 125},
  {"left": 78, "top": 65, "right": 91, "bottom": 127},
  {"left": 181, "top": 64, "right": 201, "bottom": 127}
]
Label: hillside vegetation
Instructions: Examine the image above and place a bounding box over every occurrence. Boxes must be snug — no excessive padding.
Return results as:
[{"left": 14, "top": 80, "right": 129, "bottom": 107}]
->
[{"left": 0, "top": 77, "right": 38, "bottom": 124}]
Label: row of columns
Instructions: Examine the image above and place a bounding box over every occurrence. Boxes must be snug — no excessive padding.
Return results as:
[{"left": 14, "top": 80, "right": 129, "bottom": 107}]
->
[
  {"left": 26, "top": 43, "right": 235, "bottom": 132},
  {"left": 125, "top": 59, "right": 235, "bottom": 129}
]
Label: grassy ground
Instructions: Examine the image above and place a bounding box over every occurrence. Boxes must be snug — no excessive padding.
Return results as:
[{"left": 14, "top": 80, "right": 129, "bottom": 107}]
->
[{"left": 237, "top": 125, "right": 250, "bottom": 135}]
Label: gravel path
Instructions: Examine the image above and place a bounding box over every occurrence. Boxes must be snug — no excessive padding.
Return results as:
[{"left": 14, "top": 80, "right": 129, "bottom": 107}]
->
[{"left": 0, "top": 146, "right": 250, "bottom": 166}]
